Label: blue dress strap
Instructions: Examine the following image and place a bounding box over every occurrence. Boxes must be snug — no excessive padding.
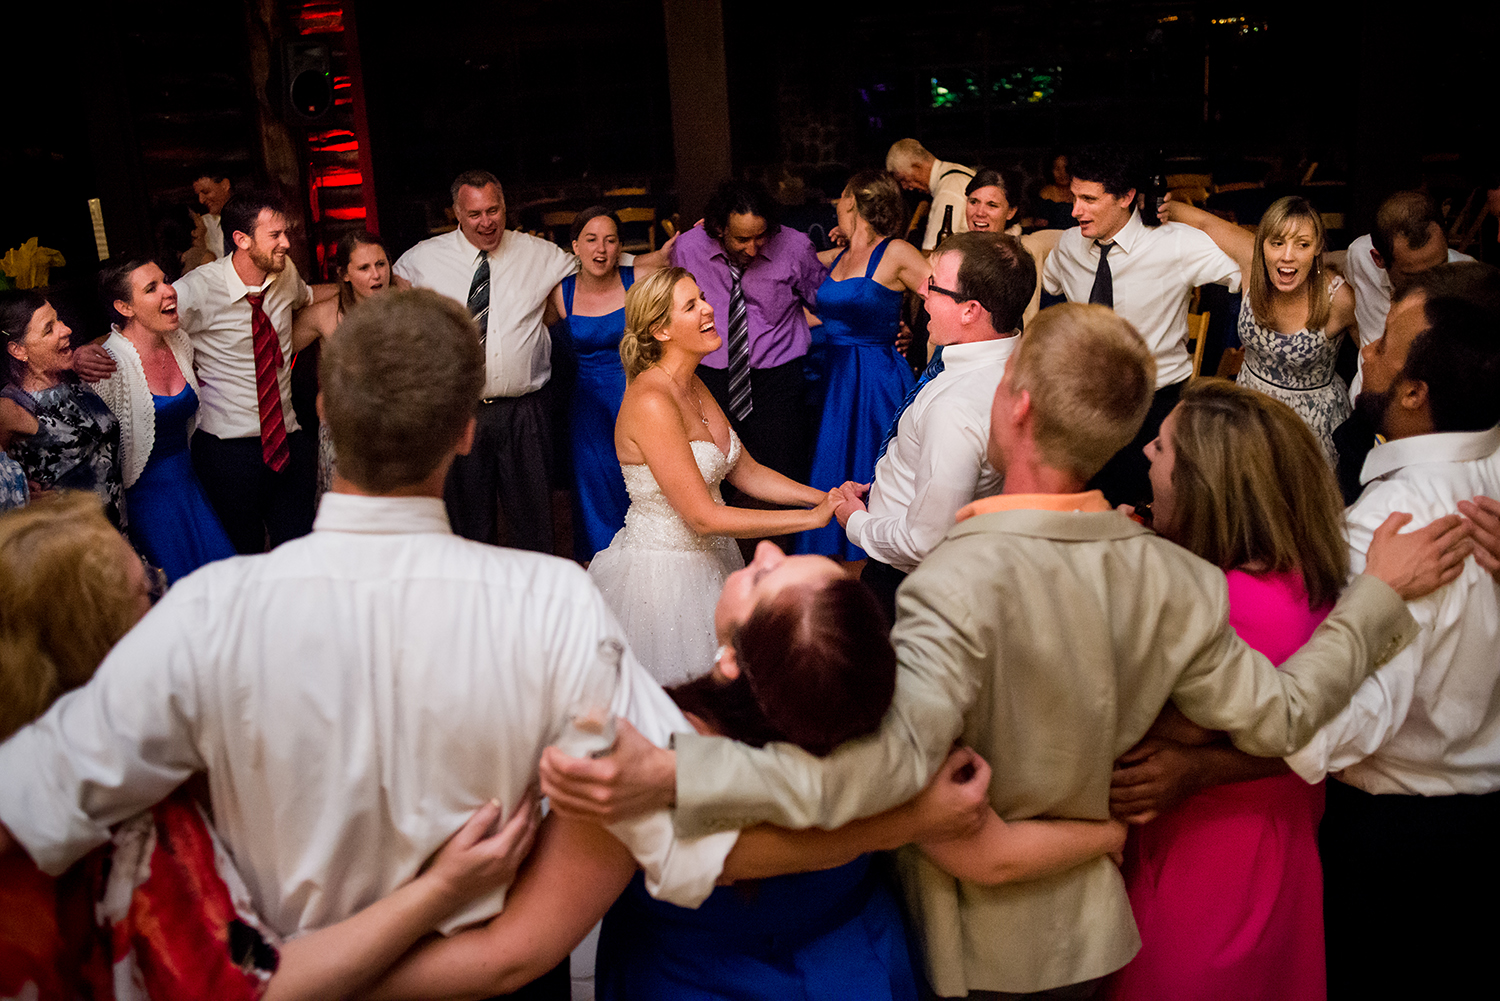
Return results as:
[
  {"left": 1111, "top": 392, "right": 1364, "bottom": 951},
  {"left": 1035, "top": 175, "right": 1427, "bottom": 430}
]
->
[
  {"left": 561, "top": 272, "right": 578, "bottom": 315},
  {"left": 620, "top": 264, "right": 636, "bottom": 291},
  {"left": 865, "top": 237, "right": 894, "bottom": 279}
]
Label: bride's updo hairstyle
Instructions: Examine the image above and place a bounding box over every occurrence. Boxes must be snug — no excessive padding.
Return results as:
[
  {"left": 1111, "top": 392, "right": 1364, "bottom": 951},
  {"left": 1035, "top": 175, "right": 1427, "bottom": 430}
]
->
[
  {"left": 670, "top": 577, "right": 896, "bottom": 757},
  {"left": 620, "top": 266, "right": 692, "bottom": 380}
]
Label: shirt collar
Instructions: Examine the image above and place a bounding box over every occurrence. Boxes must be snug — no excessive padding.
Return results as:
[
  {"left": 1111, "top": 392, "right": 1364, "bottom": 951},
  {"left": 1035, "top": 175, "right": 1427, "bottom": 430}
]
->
[
  {"left": 313, "top": 492, "right": 454, "bottom": 535},
  {"left": 956, "top": 490, "right": 1111, "bottom": 522},
  {"left": 938, "top": 335, "right": 1021, "bottom": 371},
  {"left": 1360, "top": 424, "right": 1500, "bottom": 485},
  {"left": 1102, "top": 209, "right": 1145, "bottom": 255},
  {"left": 222, "top": 254, "right": 274, "bottom": 303}
]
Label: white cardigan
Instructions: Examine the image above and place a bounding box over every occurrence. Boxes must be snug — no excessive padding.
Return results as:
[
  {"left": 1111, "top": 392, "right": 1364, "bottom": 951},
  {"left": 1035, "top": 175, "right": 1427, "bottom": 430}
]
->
[{"left": 94, "top": 327, "right": 200, "bottom": 489}]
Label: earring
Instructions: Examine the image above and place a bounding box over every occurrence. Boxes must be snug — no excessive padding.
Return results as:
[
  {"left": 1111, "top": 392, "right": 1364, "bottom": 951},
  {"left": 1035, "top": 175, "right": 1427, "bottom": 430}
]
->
[{"left": 714, "top": 645, "right": 730, "bottom": 666}]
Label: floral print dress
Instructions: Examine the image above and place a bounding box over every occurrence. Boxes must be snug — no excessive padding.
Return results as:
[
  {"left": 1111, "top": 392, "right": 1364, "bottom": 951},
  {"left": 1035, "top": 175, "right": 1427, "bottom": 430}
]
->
[{"left": 6, "top": 380, "right": 125, "bottom": 526}]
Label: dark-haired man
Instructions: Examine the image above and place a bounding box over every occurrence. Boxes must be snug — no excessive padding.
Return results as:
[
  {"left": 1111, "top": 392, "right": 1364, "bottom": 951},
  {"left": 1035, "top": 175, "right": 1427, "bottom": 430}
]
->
[
  {"left": 172, "top": 187, "right": 317, "bottom": 552},
  {"left": 394, "top": 170, "right": 577, "bottom": 551},
  {"left": 1287, "top": 261, "right": 1500, "bottom": 998},
  {"left": 834, "top": 231, "right": 1035, "bottom": 624},
  {"left": 192, "top": 170, "right": 233, "bottom": 260},
  {"left": 1041, "top": 147, "right": 1240, "bottom": 507},
  {"left": 1344, "top": 190, "right": 1473, "bottom": 397},
  {"left": 670, "top": 179, "right": 826, "bottom": 483}
]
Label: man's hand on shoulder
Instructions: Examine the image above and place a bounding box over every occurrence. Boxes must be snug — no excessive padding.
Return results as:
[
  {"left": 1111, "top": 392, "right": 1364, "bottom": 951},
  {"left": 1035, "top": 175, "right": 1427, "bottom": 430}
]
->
[
  {"left": 1458, "top": 496, "right": 1500, "bottom": 583},
  {"left": 71, "top": 343, "right": 117, "bottom": 383},
  {"left": 540, "top": 719, "right": 676, "bottom": 823}
]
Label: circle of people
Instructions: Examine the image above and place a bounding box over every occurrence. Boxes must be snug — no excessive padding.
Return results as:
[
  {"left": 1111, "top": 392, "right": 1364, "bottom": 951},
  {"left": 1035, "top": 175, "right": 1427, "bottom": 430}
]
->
[{"left": 2, "top": 140, "right": 1499, "bottom": 1000}]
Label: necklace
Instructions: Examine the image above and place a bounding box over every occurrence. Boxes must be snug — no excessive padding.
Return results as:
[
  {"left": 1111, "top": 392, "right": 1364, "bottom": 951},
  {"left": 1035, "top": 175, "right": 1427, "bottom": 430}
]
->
[{"left": 689, "top": 386, "right": 711, "bottom": 429}]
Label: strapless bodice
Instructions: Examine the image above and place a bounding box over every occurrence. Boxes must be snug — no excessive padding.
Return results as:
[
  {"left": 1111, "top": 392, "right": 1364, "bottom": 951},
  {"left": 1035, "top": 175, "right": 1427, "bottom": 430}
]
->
[{"left": 617, "top": 430, "right": 741, "bottom": 552}]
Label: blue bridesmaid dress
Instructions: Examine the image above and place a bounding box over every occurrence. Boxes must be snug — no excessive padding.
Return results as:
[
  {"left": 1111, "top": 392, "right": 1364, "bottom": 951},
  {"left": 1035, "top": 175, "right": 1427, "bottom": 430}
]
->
[
  {"left": 799, "top": 238, "right": 912, "bottom": 560},
  {"left": 125, "top": 385, "right": 235, "bottom": 582},
  {"left": 560, "top": 266, "right": 634, "bottom": 562},
  {"left": 596, "top": 854, "right": 918, "bottom": 1001}
]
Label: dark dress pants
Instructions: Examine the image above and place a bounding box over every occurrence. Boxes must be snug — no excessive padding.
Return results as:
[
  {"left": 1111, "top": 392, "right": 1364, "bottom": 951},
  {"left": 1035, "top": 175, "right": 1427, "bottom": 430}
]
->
[
  {"left": 1321, "top": 778, "right": 1500, "bottom": 999},
  {"left": 1087, "top": 378, "right": 1185, "bottom": 510},
  {"left": 861, "top": 557, "right": 908, "bottom": 632},
  {"left": 698, "top": 357, "right": 810, "bottom": 484},
  {"left": 445, "top": 390, "right": 554, "bottom": 553},
  {"left": 191, "top": 428, "right": 316, "bottom": 554}
]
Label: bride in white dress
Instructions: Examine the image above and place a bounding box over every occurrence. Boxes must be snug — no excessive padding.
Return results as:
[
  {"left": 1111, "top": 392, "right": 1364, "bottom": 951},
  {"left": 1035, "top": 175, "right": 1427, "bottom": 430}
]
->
[{"left": 589, "top": 267, "right": 837, "bottom": 685}]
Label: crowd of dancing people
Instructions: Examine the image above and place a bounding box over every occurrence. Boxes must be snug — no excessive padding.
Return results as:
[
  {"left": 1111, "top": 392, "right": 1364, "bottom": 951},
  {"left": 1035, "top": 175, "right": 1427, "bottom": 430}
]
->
[{"left": 2, "top": 139, "right": 1500, "bottom": 1001}]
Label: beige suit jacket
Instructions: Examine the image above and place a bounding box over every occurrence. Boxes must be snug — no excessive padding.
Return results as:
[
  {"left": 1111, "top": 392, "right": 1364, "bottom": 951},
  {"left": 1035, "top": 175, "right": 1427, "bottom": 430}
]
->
[{"left": 674, "top": 507, "right": 1417, "bottom": 994}]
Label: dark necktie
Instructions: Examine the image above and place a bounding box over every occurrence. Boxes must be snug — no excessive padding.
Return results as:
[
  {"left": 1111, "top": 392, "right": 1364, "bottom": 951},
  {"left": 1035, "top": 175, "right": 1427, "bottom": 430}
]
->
[
  {"left": 467, "top": 250, "right": 490, "bottom": 347},
  {"left": 876, "top": 346, "right": 945, "bottom": 462},
  {"left": 1089, "top": 241, "right": 1114, "bottom": 308},
  {"left": 245, "top": 291, "right": 290, "bottom": 472},
  {"left": 725, "top": 264, "right": 753, "bottom": 420}
]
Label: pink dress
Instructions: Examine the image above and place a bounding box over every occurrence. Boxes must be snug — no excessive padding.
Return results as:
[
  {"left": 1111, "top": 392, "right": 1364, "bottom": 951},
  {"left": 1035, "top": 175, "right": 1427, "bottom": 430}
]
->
[{"left": 1106, "top": 570, "right": 1329, "bottom": 1001}]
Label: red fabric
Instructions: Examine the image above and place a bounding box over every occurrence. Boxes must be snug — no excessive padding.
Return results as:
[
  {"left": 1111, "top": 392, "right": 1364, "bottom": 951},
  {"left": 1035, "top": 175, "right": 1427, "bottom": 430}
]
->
[
  {"left": 109, "top": 790, "right": 272, "bottom": 1000},
  {"left": 246, "top": 291, "right": 290, "bottom": 472},
  {"left": 1107, "top": 570, "right": 1329, "bottom": 1001},
  {"left": 0, "top": 851, "right": 114, "bottom": 1000}
]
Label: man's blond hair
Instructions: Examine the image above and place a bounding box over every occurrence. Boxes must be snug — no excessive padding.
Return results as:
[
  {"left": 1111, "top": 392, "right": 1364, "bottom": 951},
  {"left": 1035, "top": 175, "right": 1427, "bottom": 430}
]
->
[
  {"left": 1007, "top": 304, "right": 1156, "bottom": 480},
  {"left": 320, "top": 289, "right": 484, "bottom": 493}
]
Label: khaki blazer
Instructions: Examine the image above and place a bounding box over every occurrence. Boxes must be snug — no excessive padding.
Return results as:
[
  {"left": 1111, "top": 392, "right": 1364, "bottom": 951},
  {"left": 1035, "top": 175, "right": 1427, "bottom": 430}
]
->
[{"left": 674, "top": 507, "right": 1417, "bottom": 994}]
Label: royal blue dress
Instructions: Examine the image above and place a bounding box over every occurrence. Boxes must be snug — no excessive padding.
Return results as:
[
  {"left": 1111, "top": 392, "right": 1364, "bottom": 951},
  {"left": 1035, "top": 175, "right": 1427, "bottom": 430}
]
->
[
  {"left": 799, "top": 239, "right": 912, "bottom": 560},
  {"left": 597, "top": 854, "right": 917, "bottom": 1001},
  {"left": 125, "top": 385, "right": 235, "bottom": 582},
  {"left": 559, "top": 267, "right": 635, "bottom": 562}
]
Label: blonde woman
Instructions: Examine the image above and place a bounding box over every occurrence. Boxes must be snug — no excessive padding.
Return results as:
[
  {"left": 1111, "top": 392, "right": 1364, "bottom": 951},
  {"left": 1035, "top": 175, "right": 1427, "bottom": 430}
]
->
[
  {"left": 1161, "top": 195, "right": 1356, "bottom": 465},
  {"left": 587, "top": 267, "right": 836, "bottom": 685}
]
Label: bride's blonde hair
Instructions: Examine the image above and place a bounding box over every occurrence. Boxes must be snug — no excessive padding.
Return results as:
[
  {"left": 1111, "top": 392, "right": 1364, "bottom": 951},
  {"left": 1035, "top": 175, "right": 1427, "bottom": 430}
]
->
[{"left": 620, "top": 267, "right": 691, "bottom": 380}]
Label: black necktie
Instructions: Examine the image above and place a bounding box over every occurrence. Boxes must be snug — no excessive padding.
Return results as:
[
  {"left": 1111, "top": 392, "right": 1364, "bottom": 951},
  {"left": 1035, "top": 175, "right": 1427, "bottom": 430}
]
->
[
  {"left": 1089, "top": 242, "right": 1114, "bottom": 308},
  {"left": 467, "top": 250, "right": 490, "bottom": 347}
]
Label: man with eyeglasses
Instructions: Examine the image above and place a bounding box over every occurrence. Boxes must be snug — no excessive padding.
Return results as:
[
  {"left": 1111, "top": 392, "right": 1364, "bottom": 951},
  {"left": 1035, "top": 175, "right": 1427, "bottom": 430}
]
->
[{"left": 831, "top": 230, "right": 1036, "bottom": 623}]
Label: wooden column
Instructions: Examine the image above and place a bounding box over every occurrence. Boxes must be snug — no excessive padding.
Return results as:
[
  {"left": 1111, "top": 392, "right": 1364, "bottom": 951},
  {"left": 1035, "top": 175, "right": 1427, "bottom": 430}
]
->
[{"left": 662, "top": 0, "right": 732, "bottom": 222}]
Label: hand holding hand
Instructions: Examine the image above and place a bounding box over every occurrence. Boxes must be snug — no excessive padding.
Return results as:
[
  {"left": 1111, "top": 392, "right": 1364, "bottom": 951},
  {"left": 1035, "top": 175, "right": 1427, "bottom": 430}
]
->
[
  {"left": 540, "top": 718, "right": 676, "bottom": 823},
  {"left": 1363, "top": 511, "right": 1472, "bottom": 600},
  {"left": 70, "top": 343, "right": 117, "bottom": 383},
  {"left": 1109, "top": 737, "right": 1202, "bottom": 825},
  {"left": 910, "top": 746, "right": 992, "bottom": 844},
  {"left": 424, "top": 790, "right": 542, "bottom": 908},
  {"left": 833, "top": 481, "right": 869, "bottom": 528}
]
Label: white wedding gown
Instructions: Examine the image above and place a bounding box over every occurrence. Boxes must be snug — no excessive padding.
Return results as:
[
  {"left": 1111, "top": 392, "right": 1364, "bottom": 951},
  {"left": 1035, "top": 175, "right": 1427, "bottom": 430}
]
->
[{"left": 588, "top": 430, "right": 745, "bottom": 687}]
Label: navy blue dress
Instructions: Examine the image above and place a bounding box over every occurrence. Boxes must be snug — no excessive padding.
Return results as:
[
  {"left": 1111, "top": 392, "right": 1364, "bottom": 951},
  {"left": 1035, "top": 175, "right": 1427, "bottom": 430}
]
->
[
  {"left": 597, "top": 854, "right": 917, "bottom": 1001},
  {"left": 798, "top": 239, "right": 913, "bottom": 560},
  {"left": 125, "top": 384, "right": 235, "bottom": 582},
  {"left": 560, "top": 267, "right": 634, "bottom": 562}
]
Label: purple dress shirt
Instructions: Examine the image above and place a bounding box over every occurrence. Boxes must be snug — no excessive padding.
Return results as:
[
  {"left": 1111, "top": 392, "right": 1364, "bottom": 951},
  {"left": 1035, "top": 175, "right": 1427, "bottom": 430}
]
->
[{"left": 671, "top": 224, "right": 827, "bottom": 370}]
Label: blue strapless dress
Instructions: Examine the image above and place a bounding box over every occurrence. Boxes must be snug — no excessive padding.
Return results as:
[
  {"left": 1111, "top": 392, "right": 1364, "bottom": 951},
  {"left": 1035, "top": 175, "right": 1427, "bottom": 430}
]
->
[
  {"left": 558, "top": 267, "right": 634, "bottom": 562},
  {"left": 799, "top": 239, "right": 912, "bottom": 560},
  {"left": 596, "top": 854, "right": 917, "bottom": 1001},
  {"left": 125, "top": 384, "right": 235, "bottom": 582}
]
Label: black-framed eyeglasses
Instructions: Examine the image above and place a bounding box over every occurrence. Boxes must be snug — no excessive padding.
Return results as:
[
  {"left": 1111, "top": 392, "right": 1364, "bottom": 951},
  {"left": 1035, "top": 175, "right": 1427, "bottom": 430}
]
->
[{"left": 925, "top": 282, "right": 972, "bottom": 304}]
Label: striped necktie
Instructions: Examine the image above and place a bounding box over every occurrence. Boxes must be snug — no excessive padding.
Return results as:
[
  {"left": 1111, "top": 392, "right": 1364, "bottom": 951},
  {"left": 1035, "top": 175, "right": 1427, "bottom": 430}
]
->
[
  {"left": 245, "top": 291, "right": 290, "bottom": 472},
  {"left": 467, "top": 250, "right": 490, "bottom": 347},
  {"left": 876, "top": 346, "right": 945, "bottom": 462},
  {"left": 725, "top": 264, "right": 753, "bottom": 420}
]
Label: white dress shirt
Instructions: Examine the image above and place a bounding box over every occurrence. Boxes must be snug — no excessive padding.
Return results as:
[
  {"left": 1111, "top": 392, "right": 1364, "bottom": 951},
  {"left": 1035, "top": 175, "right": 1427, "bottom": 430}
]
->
[
  {"left": 394, "top": 228, "right": 578, "bottom": 399},
  {"left": 1042, "top": 211, "right": 1241, "bottom": 387},
  {"left": 1287, "top": 426, "right": 1500, "bottom": 795},
  {"left": 847, "top": 336, "right": 1018, "bottom": 572},
  {"left": 1341, "top": 234, "right": 1472, "bottom": 398},
  {"left": 0, "top": 493, "right": 735, "bottom": 938},
  {"left": 173, "top": 254, "right": 311, "bottom": 439},
  {"left": 920, "top": 160, "right": 975, "bottom": 251},
  {"left": 202, "top": 213, "right": 225, "bottom": 261}
]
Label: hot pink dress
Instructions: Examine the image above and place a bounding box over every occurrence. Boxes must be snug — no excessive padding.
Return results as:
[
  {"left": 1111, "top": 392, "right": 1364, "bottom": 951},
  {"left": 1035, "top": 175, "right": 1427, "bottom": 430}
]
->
[{"left": 1106, "top": 570, "right": 1329, "bottom": 1001}]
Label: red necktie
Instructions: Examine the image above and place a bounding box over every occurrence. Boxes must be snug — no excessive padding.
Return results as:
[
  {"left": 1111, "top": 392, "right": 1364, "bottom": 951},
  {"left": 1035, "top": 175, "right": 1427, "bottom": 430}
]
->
[{"left": 246, "top": 291, "right": 290, "bottom": 472}]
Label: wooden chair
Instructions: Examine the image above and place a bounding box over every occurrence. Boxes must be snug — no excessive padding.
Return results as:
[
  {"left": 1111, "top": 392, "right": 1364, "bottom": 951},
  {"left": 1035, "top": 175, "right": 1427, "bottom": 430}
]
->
[
  {"left": 616, "top": 206, "right": 657, "bottom": 253},
  {"left": 541, "top": 210, "right": 576, "bottom": 246},
  {"left": 1186, "top": 310, "right": 1211, "bottom": 381},
  {"left": 603, "top": 185, "right": 648, "bottom": 197}
]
